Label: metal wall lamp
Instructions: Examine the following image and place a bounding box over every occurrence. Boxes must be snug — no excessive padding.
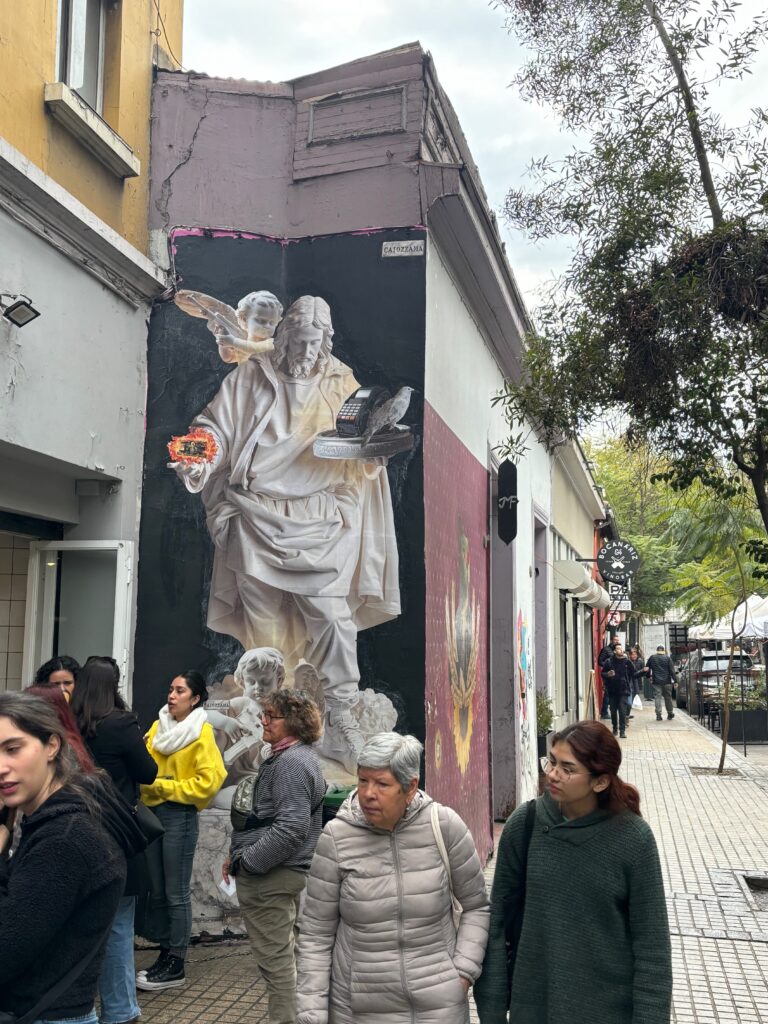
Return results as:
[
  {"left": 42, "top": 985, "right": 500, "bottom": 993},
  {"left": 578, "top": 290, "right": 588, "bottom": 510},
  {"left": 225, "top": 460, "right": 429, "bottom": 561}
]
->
[{"left": 1, "top": 294, "right": 41, "bottom": 327}]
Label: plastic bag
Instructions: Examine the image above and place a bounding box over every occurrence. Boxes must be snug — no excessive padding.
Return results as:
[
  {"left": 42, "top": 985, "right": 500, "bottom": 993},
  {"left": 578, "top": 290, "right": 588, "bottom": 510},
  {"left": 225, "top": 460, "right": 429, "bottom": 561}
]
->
[{"left": 632, "top": 694, "right": 643, "bottom": 710}]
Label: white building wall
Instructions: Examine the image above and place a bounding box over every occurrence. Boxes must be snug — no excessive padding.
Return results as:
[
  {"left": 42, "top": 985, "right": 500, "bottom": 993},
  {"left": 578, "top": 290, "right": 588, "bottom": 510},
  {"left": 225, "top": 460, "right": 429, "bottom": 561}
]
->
[
  {"left": 425, "top": 239, "right": 551, "bottom": 803},
  {"left": 0, "top": 205, "right": 153, "bottom": 691}
]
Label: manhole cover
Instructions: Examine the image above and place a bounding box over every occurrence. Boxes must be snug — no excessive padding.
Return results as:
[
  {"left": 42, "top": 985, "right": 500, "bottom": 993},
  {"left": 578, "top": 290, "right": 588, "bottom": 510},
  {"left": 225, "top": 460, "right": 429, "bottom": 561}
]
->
[
  {"left": 688, "top": 766, "right": 744, "bottom": 778},
  {"left": 745, "top": 876, "right": 768, "bottom": 910}
]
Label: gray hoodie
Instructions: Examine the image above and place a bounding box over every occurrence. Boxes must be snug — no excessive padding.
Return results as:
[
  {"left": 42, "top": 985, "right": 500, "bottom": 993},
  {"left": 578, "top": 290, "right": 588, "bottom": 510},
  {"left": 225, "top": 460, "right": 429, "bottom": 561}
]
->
[{"left": 297, "top": 789, "right": 490, "bottom": 1024}]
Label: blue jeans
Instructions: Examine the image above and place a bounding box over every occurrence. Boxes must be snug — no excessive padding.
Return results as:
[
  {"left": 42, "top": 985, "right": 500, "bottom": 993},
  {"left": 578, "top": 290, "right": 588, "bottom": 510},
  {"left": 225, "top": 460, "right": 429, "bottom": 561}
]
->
[
  {"left": 142, "top": 803, "right": 199, "bottom": 959},
  {"left": 98, "top": 896, "right": 140, "bottom": 1023},
  {"left": 38, "top": 1012, "right": 98, "bottom": 1024}
]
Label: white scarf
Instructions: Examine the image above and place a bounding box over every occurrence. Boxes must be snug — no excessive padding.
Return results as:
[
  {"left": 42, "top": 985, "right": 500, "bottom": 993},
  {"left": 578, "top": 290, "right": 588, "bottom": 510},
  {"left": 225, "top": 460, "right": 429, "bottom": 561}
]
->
[{"left": 152, "top": 705, "right": 207, "bottom": 755}]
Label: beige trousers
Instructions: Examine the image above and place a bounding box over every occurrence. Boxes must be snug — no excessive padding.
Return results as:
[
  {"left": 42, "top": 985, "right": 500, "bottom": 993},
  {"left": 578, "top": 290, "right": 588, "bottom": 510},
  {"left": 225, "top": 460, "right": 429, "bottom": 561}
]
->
[{"left": 236, "top": 865, "right": 308, "bottom": 1024}]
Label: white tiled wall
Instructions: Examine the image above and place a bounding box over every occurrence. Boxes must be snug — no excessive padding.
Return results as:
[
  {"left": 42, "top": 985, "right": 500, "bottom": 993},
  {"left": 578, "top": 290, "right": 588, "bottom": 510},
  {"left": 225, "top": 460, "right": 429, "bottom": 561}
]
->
[{"left": 0, "top": 534, "right": 29, "bottom": 691}]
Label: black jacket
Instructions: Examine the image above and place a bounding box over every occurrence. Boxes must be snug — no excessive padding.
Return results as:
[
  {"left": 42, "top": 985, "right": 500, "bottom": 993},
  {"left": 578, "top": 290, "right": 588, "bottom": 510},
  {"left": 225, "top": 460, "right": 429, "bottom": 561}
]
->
[
  {"left": 646, "top": 654, "right": 677, "bottom": 685},
  {"left": 84, "top": 710, "right": 157, "bottom": 896},
  {"left": 0, "top": 781, "right": 140, "bottom": 1019},
  {"left": 604, "top": 654, "right": 634, "bottom": 697},
  {"left": 85, "top": 709, "right": 158, "bottom": 806}
]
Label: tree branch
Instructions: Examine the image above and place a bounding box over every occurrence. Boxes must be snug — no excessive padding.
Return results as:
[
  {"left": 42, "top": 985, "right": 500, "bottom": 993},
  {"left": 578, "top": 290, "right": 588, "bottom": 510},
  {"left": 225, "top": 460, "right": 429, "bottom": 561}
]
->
[{"left": 644, "top": 0, "right": 725, "bottom": 227}]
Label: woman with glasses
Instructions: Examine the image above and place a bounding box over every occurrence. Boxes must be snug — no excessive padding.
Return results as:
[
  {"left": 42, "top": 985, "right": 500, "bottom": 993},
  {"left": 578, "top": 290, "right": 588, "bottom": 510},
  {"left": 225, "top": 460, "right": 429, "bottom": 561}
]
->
[
  {"left": 223, "top": 688, "right": 325, "bottom": 1024},
  {"left": 475, "top": 720, "right": 671, "bottom": 1024},
  {"left": 136, "top": 671, "right": 226, "bottom": 993}
]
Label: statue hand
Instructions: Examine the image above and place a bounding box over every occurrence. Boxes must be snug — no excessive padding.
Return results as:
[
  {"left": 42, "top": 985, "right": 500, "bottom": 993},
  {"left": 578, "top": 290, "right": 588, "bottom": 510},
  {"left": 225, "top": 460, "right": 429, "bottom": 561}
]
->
[{"left": 167, "top": 461, "right": 206, "bottom": 483}]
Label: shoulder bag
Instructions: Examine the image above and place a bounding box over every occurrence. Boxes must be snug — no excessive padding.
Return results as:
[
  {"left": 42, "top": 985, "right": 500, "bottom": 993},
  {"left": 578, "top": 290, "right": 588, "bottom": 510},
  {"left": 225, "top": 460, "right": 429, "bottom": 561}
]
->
[
  {"left": 430, "top": 801, "right": 463, "bottom": 931},
  {"left": 503, "top": 798, "right": 537, "bottom": 998},
  {"left": 0, "top": 917, "right": 113, "bottom": 1024},
  {"left": 134, "top": 801, "right": 165, "bottom": 845}
]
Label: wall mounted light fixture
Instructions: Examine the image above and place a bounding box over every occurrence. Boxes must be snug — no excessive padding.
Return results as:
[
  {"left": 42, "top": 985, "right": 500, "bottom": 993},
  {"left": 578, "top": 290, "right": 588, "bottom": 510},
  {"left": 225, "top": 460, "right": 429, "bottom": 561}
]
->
[{"left": 1, "top": 294, "right": 40, "bottom": 327}]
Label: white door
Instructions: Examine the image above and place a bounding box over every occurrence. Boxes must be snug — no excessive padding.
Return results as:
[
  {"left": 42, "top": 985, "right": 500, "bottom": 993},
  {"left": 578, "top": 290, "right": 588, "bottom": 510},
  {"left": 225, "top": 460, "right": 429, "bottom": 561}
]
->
[{"left": 22, "top": 540, "right": 134, "bottom": 699}]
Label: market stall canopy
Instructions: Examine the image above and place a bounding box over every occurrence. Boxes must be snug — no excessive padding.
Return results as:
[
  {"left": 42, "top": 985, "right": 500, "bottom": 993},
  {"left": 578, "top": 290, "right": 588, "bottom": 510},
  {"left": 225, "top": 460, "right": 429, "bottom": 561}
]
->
[{"left": 688, "top": 594, "right": 768, "bottom": 640}]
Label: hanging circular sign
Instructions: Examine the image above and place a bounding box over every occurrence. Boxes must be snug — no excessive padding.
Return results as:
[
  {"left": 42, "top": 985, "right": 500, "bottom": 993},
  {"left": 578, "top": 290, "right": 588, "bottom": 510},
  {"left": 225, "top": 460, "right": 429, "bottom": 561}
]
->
[{"left": 596, "top": 540, "right": 640, "bottom": 583}]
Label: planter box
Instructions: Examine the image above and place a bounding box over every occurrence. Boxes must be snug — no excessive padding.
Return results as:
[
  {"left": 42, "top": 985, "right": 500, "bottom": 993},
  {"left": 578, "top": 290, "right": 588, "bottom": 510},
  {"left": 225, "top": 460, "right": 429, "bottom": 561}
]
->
[{"left": 723, "top": 709, "right": 768, "bottom": 744}]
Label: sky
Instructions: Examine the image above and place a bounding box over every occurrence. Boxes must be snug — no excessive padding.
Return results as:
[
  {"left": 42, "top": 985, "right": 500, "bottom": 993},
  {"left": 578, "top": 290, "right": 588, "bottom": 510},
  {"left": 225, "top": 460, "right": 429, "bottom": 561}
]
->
[{"left": 181, "top": 0, "right": 768, "bottom": 313}]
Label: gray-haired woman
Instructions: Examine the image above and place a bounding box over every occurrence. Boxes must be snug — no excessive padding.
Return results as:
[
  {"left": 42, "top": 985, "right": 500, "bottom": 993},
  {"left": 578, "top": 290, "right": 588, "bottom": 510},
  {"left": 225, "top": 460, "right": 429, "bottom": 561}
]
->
[{"left": 297, "top": 732, "right": 489, "bottom": 1024}]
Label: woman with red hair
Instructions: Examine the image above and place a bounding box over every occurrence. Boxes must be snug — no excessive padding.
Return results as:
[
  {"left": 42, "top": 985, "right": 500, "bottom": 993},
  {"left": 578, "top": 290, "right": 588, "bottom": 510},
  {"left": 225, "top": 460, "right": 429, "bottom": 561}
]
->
[
  {"left": 25, "top": 685, "right": 95, "bottom": 774},
  {"left": 475, "top": 720, "right": 671, "bottom": 1024}
]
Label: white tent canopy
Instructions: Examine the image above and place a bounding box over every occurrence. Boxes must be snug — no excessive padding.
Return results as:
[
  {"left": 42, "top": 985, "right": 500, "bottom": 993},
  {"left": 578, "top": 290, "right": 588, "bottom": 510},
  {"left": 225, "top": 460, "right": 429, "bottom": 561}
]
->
[{"left": 688, "top": 594, "right": 768, "bottom": 641}]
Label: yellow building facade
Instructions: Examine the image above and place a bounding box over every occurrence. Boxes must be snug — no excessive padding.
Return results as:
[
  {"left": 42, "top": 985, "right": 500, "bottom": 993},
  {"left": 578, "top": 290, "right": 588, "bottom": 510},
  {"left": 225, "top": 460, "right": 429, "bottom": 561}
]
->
[{"left": 0, "top": 0, "right": 183, "bottom": 253}]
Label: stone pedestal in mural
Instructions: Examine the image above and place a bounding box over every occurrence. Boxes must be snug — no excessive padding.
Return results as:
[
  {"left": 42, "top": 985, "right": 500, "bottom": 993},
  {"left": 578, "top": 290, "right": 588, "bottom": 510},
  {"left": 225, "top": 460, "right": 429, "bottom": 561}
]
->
[{"left": 191, "top": 809, "right": 244, "bottom": 936}]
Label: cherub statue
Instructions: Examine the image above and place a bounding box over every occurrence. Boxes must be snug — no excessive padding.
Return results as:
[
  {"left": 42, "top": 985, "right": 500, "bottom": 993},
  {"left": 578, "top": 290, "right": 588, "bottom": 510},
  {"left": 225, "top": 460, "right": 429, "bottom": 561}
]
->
[
  {"left": 174, "top": 289, "right": 283, "bottom": 363},
  {"left": 205, "top": 647, "right": 285, "bottom": 809}
]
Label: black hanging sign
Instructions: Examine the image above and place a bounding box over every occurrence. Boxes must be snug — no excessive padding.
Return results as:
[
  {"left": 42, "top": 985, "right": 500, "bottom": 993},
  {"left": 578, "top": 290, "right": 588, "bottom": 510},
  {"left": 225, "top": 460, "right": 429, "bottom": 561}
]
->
[
  {"left": 596, "top": 540, "right": 640, "bottom": 583},
  {"left": 497, "top": 459, "right": 518, "bottom": 545}
]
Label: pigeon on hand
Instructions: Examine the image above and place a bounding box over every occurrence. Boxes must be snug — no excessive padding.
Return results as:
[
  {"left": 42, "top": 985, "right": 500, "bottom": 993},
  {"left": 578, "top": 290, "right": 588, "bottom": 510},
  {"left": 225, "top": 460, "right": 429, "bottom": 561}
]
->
[{"left": 362, "top": 386, "right": 414, "bottom": 446}]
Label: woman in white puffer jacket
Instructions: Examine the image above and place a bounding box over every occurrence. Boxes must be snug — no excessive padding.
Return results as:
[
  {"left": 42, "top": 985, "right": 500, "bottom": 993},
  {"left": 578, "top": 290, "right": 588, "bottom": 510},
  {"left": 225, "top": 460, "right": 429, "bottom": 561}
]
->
[{"left": 297, "top": 732, "right": 490, "bottom": 1024}]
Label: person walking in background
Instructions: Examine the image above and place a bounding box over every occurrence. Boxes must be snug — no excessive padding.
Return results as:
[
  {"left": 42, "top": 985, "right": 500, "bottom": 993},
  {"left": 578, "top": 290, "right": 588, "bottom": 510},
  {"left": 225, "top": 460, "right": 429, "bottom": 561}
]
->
[
  {"left": 0, "top": 692, "right": 139, "bottom": 1024},
  {"left": 33, "top": 655, "right": 81, "bottom": 701},
  {"left": 224, "top": 688, "right": 326, "bottom": 1024},
  {"left": 604, "top": 643, "right": 633, "bottom": 738},
  {"left": 475, "top": 720, "right": 672, "bottom": 1024},
  {"left": 137, "top": 672, "right": 226, "bottom": 992},
  {"left": 628, "top": 647, "right": 646, "bottom": 718},
  {"left": 597, "top": 639, "right": 619, "bottom": 719},
  {"left": 297, "top": 732, "right": 489, "bottom": 1024},
  {"left": 647, "top": 645, "right": 677, "bottom": 721},
  {"left": 71, "top": 656, "right": 159, "bottom": 1024}
]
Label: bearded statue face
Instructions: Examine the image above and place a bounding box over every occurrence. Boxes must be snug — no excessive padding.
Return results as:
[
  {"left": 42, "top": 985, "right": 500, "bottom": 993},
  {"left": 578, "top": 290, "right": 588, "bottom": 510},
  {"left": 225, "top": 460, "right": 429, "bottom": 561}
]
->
[{"left": 283, "top": 325, "right": 325, "bottom": 378}]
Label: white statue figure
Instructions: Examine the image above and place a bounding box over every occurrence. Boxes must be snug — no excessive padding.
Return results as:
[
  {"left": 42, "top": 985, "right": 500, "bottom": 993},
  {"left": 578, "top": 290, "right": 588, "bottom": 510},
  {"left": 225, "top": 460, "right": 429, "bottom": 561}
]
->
[
  {"left": 170, "top": 295, "right": 401, "bottom": 773},
  {"left": 205, "top": 646, "right": 285, "bottom": 809}
]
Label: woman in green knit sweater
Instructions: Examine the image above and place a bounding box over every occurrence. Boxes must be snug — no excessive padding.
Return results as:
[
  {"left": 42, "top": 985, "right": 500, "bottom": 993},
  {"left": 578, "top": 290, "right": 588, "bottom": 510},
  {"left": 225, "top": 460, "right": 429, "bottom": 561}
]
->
[{"left": 474, "top": 720, "right": 672, "bottom": 1024}]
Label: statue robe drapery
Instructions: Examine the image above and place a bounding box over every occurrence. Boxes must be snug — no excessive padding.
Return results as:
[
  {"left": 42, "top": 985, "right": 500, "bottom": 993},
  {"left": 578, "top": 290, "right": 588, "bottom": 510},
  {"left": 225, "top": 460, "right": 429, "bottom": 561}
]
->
[{"left": 184, "top": 354, "right": 401, "bottom": 649}]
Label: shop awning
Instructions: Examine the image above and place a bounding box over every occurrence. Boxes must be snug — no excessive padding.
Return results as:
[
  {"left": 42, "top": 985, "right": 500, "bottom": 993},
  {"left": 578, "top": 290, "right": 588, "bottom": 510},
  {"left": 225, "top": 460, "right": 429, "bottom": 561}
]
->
[{"left": 554, "top": 559, "right": 611, "bottom": 610}]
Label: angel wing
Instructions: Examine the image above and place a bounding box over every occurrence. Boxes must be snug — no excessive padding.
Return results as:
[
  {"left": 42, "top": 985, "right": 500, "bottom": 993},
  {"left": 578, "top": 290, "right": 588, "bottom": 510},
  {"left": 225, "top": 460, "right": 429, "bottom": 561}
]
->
[
  {"left": 174, "top": 289, "right": 249, "bottom": 364},
  {"left": 293, "top": 661, "right": 325, "bottom": 718}
]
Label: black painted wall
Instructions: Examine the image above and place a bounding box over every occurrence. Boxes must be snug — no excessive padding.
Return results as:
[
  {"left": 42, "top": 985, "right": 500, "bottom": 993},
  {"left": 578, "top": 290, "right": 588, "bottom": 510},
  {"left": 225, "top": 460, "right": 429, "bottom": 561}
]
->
[{"left": 133, "top": 229, "right": 426, "bottom": 736}]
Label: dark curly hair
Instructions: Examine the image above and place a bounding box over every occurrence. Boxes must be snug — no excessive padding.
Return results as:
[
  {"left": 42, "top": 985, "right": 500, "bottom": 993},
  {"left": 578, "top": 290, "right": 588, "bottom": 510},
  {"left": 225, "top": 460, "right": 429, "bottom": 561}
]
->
[{"left": 263, "top": 688, "right": 322, "bottom": 744}]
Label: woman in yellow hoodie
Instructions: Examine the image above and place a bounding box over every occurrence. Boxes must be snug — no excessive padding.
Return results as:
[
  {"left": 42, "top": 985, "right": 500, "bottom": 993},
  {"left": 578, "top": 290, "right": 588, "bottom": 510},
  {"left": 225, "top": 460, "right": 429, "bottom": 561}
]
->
[{"left": 137, "top": 671, "right": 226, "bottom": 992}]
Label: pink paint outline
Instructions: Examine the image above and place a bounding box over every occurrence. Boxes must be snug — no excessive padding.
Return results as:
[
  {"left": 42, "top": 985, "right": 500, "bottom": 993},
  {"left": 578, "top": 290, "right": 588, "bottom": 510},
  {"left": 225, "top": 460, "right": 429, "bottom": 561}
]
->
[{"left": 169, "top": 224, "right": 428, "bottom": 257}]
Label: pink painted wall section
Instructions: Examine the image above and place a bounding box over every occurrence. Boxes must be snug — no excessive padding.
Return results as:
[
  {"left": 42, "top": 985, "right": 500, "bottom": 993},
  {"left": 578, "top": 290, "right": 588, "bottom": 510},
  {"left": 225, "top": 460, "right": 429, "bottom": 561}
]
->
[{"left": 423, "top": 402, "right": 493, "bottom": 862}]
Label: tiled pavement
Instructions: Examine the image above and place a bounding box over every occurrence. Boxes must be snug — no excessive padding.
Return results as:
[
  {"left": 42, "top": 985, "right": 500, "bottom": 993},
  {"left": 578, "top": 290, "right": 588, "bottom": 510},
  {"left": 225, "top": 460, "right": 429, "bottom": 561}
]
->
[{"left": 138, "top": 704, "right": 768, "bottom": 1022}]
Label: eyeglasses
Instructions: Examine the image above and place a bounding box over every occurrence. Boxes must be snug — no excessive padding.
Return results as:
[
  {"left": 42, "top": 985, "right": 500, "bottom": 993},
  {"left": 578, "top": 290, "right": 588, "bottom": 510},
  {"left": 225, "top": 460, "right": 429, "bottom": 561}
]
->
[
  {"left": 540, "top": 756, "right": 592, "bottom": 781},
  {"left": 258, "top": 711, "right": 285, "bottom": 723}
]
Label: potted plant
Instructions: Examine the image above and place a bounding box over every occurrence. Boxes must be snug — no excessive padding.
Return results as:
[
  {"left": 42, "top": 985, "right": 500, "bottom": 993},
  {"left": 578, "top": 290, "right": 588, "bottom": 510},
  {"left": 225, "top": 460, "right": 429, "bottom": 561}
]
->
[{"left": 536, "top": 691, "right": 554, "bottom": 758}]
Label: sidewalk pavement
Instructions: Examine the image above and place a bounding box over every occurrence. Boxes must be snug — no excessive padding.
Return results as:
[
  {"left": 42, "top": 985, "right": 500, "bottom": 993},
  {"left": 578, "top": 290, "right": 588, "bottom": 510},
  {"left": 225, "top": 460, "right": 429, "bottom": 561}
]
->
[{"left": 137, "top": 703, "right": 768, "bottom": 1023}]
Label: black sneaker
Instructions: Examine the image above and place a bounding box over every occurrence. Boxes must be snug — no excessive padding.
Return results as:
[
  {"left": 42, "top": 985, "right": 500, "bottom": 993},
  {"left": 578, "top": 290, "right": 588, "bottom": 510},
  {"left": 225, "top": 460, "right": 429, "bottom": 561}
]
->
[
  {"left": 137, "top": 949, "right": 171, "bottom": 982},
  {"left": 668, "top": 713, "right": 675, "bottom": 720},
  {"left": 612, "top": 727, "right": 618, "bottom": 736},
  {"left": 619, "top": 731, "right": 626, "bottom": 738},
  {"left": 136, "top": 956, "right": 185, "bottom": 991}
]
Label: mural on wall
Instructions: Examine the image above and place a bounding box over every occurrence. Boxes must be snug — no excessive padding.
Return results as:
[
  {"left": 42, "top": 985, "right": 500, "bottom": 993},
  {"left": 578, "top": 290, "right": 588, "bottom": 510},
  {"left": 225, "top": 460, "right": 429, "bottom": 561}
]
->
[
  {"left": 424, "top": 404, "right": 492, "bottom": 861},
  {"left": 134, "top": 229, "right": 427, "bottom": 784},
  {"left": 517, "top": 609, "right": 537, "bottom": 799},
  {"left": 446, "top": 528, "right": 480, "bottom": 774},
  {"left": 168, "top": 291, "right": 411, "bottom": 776}
]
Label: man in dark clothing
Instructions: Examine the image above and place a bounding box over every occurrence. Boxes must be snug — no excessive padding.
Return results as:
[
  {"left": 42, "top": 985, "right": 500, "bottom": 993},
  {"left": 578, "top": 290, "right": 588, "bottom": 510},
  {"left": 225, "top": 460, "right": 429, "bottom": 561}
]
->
[
  {"left": 605, "top": 644, "right": 634, "bottom": 738},
  {"left": 647, "top": 645, "right": 677, "bottom": 721},
  {"left": 598, "top": 640, "right": 620, "bottom": 719}
]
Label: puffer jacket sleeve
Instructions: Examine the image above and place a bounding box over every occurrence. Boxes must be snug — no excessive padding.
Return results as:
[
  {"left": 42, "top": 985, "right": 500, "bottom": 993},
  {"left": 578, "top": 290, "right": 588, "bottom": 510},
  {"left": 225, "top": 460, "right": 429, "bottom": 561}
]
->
[
  {"left": 440, "top": 805, "right": 490, "bottom": 982},
  {"left": 297, "top": 827, "right": 342, "bottom": 1024}
]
